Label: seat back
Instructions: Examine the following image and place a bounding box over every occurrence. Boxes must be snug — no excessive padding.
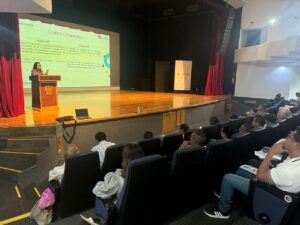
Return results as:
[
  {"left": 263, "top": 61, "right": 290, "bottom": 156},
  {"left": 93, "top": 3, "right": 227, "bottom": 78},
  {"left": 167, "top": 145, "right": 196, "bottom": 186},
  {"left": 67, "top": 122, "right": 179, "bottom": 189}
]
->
[
  {"left": 100, "top": 144, "right": 125, "bottom": 179},
  {"left": 138, "top": 138, "right": 161, "bottom": 156},
  {"left": 201, "top": 125, "right": 218, "bottom": 140},
  {"left": 229, "top": 118, "right": 243, "bottom": 131},
  {"left": 57, "top": 152, "right": 101, "bottom": 218},
  {"left": 205, "top": 139, "right": 234, "bottom": 190},
  {"left": 116, "top": 155, "right": 169, "bottom": 225},
  {"left": 232, "top": 133, "right": 254, "bottom": 168},
  {"left": 162, "top": 133, "right": 183, "bottom": 160},
  {"left": 250, "top": 127, "right": 272, "bottom": 151},
  {"left": 250, "top": 180, "right": 300, "bottom": 225},
  {"left": 269, "top": 123, "right": 281, "bottom": 145},
  {"left": 279, "top": 119, "right": 290, "bottom": 138},
  {"left": 169, "top": 146, "right": 206, "bottom": 213}
]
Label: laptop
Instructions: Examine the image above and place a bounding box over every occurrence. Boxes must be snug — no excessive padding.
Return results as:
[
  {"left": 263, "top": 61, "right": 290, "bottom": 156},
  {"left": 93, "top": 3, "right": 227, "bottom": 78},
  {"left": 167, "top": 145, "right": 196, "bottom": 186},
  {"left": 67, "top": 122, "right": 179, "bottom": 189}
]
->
[{"left": 75, "top": 108, "right": 91, "bottom": 120}]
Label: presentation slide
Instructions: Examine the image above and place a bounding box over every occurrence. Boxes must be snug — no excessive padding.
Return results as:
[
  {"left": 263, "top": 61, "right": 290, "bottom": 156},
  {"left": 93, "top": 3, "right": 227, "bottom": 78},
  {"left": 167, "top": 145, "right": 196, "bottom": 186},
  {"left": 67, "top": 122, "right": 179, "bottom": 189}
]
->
[{"left": 19, "top": 18, "right": 111, "bottom": 88}]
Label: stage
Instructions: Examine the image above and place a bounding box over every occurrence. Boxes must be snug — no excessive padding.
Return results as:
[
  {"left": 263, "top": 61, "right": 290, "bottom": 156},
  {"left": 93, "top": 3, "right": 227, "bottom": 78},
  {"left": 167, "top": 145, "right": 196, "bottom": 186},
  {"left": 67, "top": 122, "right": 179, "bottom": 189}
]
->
[{"left": 0, "top": 91, "right": 225, "bottom": 128}]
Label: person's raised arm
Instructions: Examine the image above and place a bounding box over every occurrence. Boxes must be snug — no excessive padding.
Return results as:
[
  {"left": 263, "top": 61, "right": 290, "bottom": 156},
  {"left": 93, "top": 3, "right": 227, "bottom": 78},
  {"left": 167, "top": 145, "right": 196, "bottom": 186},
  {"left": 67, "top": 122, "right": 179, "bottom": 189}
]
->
[{"left": 257, "top": 139, "right": 286, "bottom": 184}]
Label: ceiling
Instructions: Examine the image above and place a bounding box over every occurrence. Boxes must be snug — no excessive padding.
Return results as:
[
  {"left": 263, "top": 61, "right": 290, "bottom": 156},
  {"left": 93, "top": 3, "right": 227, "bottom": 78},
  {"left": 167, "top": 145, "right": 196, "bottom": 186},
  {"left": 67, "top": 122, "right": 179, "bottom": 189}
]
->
[{"left": 68, "top": 0, "right": 231, "bottom": 19}]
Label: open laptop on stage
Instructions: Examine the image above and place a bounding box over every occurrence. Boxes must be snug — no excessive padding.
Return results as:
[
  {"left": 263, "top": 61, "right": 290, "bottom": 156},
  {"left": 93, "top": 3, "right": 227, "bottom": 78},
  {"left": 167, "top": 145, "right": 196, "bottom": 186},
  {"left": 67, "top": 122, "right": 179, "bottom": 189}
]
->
[{"left": 75, "top": 108, "right": 91, "bottom": 120}]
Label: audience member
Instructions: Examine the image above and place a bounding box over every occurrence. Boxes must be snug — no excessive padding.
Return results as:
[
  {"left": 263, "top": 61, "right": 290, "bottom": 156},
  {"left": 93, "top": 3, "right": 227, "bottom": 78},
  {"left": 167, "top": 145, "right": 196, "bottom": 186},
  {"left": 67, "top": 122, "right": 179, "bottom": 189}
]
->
[
  {"left": 180, "top": 129, "right": 207, "bottom": 149},
  {"left": 264, "top": 114, "right": 277, "bottom": 127},
  {"left": 203, "top": 128, "right": 300, "bottom": 219},
  {"left": 143, "top": 131, "right": 154, "bottom": 139},
  {"left": 209, "top": 116, "right": 220, "bottom": 125},
  {"left": 277, "top": 106, "right": 291, "bottom": 120},
  {"left": 229, "top": 114, "right": 238, "bottom": 120},
  {"left": 48, "top": 144, "right": 80, "bottom": 184},
  {"left": 179, "top": 123, "right": 190, "bottom": 140},
  {"left": 93, "top": 143, "right": 144, "bottom": 202},
  {"left": 238, "top": 123, "right": 253, "bottom": 135},
  {"left": 251, "top": 115, "right": 266, "bottom": 129},
  {"left": 274, "top": 93, "right": 282, "bottom": 103},
  {"left": 91, "top": 131, "right": 116, "bottom": 169}
]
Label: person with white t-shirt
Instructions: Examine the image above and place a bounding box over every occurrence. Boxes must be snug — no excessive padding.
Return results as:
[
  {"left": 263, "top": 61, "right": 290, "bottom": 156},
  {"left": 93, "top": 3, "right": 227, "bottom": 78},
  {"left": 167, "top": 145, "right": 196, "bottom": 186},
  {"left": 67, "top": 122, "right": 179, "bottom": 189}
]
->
[
  {"left": 204, "top": 128, "right": 300, "bottom": 220},
  {"left": 91, "top": 131, "right": 116, "bottom": 169}
]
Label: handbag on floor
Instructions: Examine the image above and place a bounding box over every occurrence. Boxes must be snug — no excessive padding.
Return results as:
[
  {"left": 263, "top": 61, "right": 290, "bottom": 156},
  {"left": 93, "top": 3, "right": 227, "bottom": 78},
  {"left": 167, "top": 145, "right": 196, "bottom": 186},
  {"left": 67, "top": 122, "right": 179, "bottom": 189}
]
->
[{"left": 30, "top": 201, "right": 53, "bottom": 225}]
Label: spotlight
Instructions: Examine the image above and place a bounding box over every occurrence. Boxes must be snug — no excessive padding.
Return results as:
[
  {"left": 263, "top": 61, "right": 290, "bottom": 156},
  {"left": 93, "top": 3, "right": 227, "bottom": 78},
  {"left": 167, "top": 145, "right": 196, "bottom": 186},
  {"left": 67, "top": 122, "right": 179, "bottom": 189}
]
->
[{"left": 269, "top": 18, "right": 277, "bottom": 25}]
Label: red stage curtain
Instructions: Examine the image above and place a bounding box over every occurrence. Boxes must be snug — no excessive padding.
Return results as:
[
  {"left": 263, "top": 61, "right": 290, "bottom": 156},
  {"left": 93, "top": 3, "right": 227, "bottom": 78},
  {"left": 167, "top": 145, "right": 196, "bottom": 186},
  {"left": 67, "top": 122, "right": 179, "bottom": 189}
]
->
[
  {"left": 205, "top": 14, "right": 224, "bottom": 96},
  {"left": 0, "top": 13, "right": 24, "bottom": 118}
]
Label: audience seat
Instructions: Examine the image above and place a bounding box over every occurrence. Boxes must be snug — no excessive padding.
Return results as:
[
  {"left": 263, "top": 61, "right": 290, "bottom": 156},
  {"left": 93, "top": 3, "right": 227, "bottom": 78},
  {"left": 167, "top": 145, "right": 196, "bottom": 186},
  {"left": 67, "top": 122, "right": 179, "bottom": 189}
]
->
[
  {"left": 250, "top": 180, "right": 300, "bottom": 225},
  {"left": 201, "top": 125, "right": 219, "bottom": 140},
  {"left": 269, "top": 123, "right": 281, "bottom": 145},
  {"left": 100, "top": 144, "right": 125, "bottom": 179},
  {"left": 250, "top": 127, "right": 273, "bottom": 151},
  {"left": 168, "top": 146, "right": 206, "bottom": 216},
  {"left": 228, "top": 118, "right": 243, "bottom": 131},
  {"left": 205, "top": 139, "right": 234, "bottom": 191},
  {"left": 162, "top": 133, "right": 183, "bottom": 160},
  {"left": 55, "top": 152, "right": 101, "bottom": 218},
  {"left": 95, "top": 155, "right": 169, "bottom": 225},
  {"left": 138, "top": 137, "right": 161, "bottom": 156},
  {"left": 279, "top": 119, "right": 290, "bottom": 139},
  {"left": 232, "top": 133, "right": 254, "bottom": 169}
]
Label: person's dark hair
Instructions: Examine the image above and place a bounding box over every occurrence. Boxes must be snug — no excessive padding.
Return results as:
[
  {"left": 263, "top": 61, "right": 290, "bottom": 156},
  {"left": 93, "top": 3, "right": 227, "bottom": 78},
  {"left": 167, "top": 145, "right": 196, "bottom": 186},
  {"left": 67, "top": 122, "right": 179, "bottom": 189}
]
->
[
  {"left": 121, "top": 143, "right": 145, "bottom": 176},
  {"left": 275, "top": 93, "right": 281, "bottom": 98},
  {"left": 230, "top": 114, "right": 238, "bottom": 119},
  {"left": 254, "top": 115, "right": 266, "bottom": 126},
  {"left": 209, "top": 116, "right": 220, "bottom": 125},
  {"left": 33, "top": 62, "right": 42, "bottom": 72},
  {"left": 264, "top": 114, "right": 277, "bottom": 124},
  {"left": 95, "top": 131, "right": 107, "bottom": 142},
  {"left": 296, "top": 92, "right": 300, "bottom": 97},
  {"left": 221, "top": 125, "right": 235, "bottom": 138},
  {"left": 193, "top": 129, "right": 207, "bottom": 146},
  {"left": 179, "top": 124, "right": 189, "bottom": 133},
  {"left": 240, "top": 123, "right": 253, "bottom": 133},
  {"left": 252, "top": 108, "right": 258, "bottom": 113},
  {"left": 295, "top": 127, "right": 300, "bottom": 143},
  {"left": 143, "top": 131, "right": 153, "bottom": 139}
]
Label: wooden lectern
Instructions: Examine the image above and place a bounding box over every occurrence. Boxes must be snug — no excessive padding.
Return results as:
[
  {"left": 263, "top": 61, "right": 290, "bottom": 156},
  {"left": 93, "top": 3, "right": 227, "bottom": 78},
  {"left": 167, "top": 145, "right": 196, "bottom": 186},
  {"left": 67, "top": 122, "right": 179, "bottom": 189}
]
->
[{"left": 30, "top": 75, "right": 61, "bottom": 109}]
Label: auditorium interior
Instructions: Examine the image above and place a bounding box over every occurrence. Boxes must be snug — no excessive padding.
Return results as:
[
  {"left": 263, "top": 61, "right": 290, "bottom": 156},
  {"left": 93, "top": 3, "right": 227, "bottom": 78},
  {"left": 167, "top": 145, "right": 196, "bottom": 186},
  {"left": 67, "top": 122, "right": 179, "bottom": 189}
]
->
[{"left": 1, "top": 0, "right": 300, "bottom": 224}]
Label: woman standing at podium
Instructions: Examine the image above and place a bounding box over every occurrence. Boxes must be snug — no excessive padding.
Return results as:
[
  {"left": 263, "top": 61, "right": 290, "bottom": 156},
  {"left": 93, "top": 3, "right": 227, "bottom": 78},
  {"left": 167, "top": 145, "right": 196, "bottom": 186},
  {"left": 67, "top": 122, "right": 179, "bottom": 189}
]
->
[{"left": 31, "top": 62, "right": 47, "bottom": 76}]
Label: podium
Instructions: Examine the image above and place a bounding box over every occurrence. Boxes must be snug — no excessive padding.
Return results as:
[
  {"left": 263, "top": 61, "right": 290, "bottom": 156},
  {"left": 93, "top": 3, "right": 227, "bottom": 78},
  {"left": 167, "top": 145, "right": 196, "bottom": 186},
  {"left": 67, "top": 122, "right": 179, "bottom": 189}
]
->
[{"left": 30, "top": 75, "right": 61, "bottom": 109}]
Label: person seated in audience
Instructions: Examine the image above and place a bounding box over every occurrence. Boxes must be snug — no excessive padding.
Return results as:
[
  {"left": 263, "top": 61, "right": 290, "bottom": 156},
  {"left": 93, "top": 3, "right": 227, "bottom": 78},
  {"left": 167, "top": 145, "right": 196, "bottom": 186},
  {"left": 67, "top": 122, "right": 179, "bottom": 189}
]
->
[
  {"left": 91, "top": 131, "right": 116, "bottom": 169},
  {"left": 274, "top": 93, "right": 282, "bottom": 103},
  {"left": 251, "top": 115, "right": 266, "bottom": 130},
  {"left": 277, "top": 106, "right": 291, "bottom": 120},
  {"left": 229, "top": 114, "right": 238, "bottom": 120},
  {"left": 180, "top": 129, "right": 207, "bottom": 149},
  {"left": 179, "top": 123, "right": 190, "bottom": 140},
  {"left": 48, "top": 144, "right": 80, "bottom": 184},
  {"left": 143, "top": 131, "right": 153, "bottom": 139},
  {"left": 93, "top": 143, "right": 144, "bottom": 202},
  {"left": 264, "top": 113, "right": 277, "bottom": 127},
  {"left": 232, "top": 123, "right": 253, "bottom": 137},
  {"left": 203, "top": 128, "right": 300, "bottom": 219},
  {"left": 295, "top": 92, "right": 300, "bottom": 106},
  {"left": 220, "top": 125, "right": 236, "bottom": 140},
  {"left": 209, "top": 116, "right": 220, "bottom": 125}
]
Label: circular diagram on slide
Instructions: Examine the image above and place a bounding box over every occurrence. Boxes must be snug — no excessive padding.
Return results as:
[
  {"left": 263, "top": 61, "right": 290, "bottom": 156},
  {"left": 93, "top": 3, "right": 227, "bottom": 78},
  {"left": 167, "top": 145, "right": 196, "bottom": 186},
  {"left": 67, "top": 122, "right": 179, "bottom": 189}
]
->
[{"left": 104, "top": 53, "right": 110, "bottom": 69}]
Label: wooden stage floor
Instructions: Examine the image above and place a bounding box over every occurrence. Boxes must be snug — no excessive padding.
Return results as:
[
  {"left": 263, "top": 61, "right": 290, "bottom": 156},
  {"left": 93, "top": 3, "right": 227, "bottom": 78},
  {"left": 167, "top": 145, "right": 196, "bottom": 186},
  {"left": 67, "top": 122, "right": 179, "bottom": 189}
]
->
[{"left": 0, "top": 91, "right": 225, "bottom": 128}]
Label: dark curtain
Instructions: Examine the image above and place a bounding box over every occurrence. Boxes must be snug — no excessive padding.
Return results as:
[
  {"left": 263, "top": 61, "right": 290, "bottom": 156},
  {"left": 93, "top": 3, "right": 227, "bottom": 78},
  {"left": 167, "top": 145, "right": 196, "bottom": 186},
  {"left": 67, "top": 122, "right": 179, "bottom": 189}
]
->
[
  {"left": 205, "top": 14, "right": 224, "bottom": 96},
  {"left": 0, "top": 13, "right": 24, "bottom": 117}
]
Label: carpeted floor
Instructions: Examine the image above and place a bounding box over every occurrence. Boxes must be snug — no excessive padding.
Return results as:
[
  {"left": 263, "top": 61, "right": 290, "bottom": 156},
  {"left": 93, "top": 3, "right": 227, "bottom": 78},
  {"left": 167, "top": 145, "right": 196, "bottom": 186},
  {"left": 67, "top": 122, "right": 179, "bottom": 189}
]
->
[{"left": 13, "top": 201, "right": 260, "bottom": 225}]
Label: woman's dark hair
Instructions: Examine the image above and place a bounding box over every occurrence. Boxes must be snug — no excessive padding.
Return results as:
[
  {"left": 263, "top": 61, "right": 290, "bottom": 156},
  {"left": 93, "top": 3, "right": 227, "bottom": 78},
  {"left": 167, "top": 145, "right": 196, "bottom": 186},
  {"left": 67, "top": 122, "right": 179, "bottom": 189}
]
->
[
  {"left": 209, "top": 116, "right": 220, "bottom": 125},
  {"left": 143, "top": 131, "right": 153, "bottom": 139},
  {"left": 33, "top": 62, "right": 42, "bottom": 71},
  {"left": 179, "top": 124, "right": 189, "bottom": 133},
  {"left": 121, "top": 143, "right": 144, "bottom": 176}
]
